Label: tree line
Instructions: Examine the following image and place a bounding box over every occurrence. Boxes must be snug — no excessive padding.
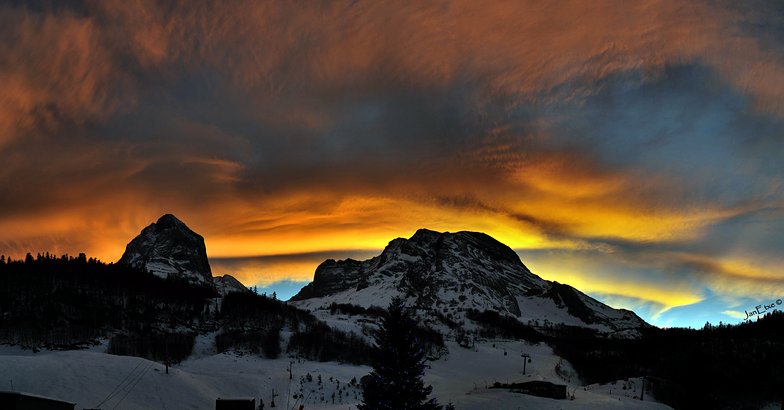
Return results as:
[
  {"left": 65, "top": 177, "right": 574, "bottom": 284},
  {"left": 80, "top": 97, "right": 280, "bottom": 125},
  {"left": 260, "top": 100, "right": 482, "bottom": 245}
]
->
[
  {"left": 0, "top": 252, "right": 377, "bottom": 366},
  {"left": 0, "top": 252, "right": 213, "bottom": 351},
  {"left": 552, "top": 311, "right": 784, "bottom": 409}
]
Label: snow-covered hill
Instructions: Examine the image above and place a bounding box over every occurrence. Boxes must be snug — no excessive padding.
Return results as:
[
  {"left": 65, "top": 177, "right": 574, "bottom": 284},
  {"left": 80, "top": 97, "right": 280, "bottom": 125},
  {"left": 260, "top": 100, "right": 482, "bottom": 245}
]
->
[
  {"left": 0, "top": 341, "right": 673, "bottom": 410},
  {"left": 292, "top": 229, "right": 647, "bottom": 334}
]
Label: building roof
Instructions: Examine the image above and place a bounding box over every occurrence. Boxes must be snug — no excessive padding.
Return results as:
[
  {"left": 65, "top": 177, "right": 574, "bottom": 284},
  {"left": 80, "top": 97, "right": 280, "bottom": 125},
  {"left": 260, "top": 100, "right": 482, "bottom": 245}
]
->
[{"left": 0, "top": 391, "right": 76, "bottom": 405}]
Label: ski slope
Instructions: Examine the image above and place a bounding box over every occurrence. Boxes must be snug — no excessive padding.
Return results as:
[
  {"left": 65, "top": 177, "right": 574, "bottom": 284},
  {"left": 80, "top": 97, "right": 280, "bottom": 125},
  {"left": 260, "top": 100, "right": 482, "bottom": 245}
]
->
[{"left": 1, "top": 339, "right": 674, "bottom": 410}]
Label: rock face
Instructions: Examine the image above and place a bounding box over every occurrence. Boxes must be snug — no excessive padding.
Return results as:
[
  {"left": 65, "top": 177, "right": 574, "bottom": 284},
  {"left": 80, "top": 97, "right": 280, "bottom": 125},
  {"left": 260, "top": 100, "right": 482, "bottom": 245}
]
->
[
  {"left": 213, "top": 274, "right": 249, "bottom": 295},
  {"left": 119, "top": 214, "right": 213, "bottom": 284},
  {"left": 292, "top": 229, "right": 648, "bottom": 334}
]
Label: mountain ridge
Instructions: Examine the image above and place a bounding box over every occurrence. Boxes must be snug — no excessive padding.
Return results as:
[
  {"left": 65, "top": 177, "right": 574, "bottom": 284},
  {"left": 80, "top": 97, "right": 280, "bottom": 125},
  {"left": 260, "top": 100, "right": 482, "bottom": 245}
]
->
[{"left": 292, "top": 228, "right": 648, "bottom": 334}]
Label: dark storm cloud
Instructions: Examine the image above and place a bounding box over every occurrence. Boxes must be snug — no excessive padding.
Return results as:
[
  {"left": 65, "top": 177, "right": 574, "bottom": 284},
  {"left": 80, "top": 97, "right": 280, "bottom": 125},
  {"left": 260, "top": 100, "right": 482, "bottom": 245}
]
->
[{"left": 547, "top": 64, "right": 784, "bottom": 192}]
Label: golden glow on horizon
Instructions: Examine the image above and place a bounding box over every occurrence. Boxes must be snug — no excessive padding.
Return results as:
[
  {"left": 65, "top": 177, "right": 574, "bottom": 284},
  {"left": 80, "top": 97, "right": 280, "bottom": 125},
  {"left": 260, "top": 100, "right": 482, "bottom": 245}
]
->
[
  {"left": 205, "top": 194, "right": 570, "bottom": 259},
  {"left": 0, "top": 178, "right": 776, "bottom": 323},
  {"left": 533, "top": 268, "right": 704, "bottom": 317},
  {"left": 211, "top": 259, "right": 320, "bottom": 287},
  {"left": 0, "top": 185, "right": 766, "bottom": 312}
]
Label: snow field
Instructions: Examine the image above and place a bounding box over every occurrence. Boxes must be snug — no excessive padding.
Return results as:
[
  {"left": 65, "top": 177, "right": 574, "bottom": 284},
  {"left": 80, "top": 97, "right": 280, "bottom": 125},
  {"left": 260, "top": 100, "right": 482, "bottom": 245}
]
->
[{"left": 1, "top": 339, "right": 673, "bottom": 409}]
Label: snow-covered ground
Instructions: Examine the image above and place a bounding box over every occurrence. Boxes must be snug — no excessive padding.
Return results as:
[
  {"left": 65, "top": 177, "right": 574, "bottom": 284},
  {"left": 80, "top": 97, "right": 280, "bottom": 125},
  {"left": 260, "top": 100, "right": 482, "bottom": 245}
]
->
[{"left": 1, "top": 340, "right": 673, "bottom": 409}]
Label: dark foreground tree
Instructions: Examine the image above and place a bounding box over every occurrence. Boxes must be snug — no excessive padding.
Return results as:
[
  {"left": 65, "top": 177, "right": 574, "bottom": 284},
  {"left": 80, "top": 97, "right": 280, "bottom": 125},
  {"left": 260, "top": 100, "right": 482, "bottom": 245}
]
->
[{"left": 359, "top": 297, "right": 441, "bottom": 410}]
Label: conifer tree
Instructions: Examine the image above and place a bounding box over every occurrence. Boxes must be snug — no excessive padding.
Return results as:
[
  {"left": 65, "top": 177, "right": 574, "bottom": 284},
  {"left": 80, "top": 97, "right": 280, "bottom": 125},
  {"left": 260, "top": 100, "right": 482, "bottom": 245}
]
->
[{"left": 359, "top": 297, "right": 441, "bottom": 410}]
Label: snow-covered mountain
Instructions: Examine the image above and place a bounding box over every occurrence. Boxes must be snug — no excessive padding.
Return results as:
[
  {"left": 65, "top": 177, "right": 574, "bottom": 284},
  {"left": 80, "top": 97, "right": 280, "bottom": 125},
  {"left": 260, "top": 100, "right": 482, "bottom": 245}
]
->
[
  {"left": 119, "top": 214, "right": 212, "bottom": 284},
  {"left": 292, "top": 229, "right": 647, "bottom": 334},
  {"left": 118, "top": 214, "right": 246, "bottom": 294}
]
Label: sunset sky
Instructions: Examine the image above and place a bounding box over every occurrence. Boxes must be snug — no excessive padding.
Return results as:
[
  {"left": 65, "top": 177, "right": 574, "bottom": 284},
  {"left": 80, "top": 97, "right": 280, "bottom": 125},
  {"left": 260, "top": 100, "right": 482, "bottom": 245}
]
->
[{"left": 2, "top": 1, "right": 784, "bottom": 328}]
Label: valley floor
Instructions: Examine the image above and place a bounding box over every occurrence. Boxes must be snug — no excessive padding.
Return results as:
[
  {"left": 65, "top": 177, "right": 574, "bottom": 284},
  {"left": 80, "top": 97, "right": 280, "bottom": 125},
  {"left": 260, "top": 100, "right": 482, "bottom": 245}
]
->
[{"left": 1, "top": 339, "right": 673, "bottom": 410}]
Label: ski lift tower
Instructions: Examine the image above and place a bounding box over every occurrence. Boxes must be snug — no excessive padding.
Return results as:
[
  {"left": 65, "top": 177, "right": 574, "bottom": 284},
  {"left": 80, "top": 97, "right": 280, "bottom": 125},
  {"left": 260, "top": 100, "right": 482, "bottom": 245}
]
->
[{"left": 521, "top": 353, "right": 532, "bottom": 375}]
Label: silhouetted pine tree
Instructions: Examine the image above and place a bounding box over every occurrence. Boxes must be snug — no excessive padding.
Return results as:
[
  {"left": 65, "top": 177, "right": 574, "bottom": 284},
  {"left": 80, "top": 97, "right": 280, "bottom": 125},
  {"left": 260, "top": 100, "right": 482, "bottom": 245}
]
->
[{"left": 359, "top": 297, "right": 440, "bottom": 410}]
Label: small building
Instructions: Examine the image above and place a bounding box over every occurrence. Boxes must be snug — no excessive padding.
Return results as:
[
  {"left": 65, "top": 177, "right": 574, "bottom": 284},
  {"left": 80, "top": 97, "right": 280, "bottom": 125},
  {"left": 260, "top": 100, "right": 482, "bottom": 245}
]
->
[
  {"left": 216, "top": 397, "right": 256, "bottom": 410},
  {"left": 0, "top": 391, "right": 75, "bottom": 410},
  {"left": 510, "top": 380, "right": 567, "bottom": 400},
  {"left": 491, "top": 380, "right": 568, "bottom": 400}
]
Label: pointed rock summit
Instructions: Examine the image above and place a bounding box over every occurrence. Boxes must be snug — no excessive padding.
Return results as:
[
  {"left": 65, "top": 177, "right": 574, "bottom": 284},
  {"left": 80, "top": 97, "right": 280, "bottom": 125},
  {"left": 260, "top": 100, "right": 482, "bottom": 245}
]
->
[{"left": 119, "top": 214, "right": 213, "bottom": 284}]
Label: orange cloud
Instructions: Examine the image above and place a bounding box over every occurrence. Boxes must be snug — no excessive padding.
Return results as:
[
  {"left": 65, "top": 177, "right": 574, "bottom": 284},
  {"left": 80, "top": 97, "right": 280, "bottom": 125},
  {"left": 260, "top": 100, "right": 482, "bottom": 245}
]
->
[
  {"left": 0, "top": 6, "right": 120, "bottom": 145},
  {"left": 202, "top": 193, "right": 564, "bottom": 259}
]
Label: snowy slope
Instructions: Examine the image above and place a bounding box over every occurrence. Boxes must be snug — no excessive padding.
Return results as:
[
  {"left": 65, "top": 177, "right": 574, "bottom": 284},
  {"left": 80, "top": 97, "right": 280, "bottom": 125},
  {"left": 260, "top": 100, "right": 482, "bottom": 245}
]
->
[
  {"left": 292, "top": 229, "right": 647, "bottom": 334},
  {"left": 0, "top": 341, "right": 673, "bottom": 410}
]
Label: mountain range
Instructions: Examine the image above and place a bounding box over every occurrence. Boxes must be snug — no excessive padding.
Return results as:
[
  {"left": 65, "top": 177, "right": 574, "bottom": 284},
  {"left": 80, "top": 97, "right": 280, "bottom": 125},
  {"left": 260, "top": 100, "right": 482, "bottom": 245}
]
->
[
  {"left": 5, "top": 214, "right": 781, "bottom": 409},
  {"left": 121, "top": 215, "right": 647, "bottom": 335}
]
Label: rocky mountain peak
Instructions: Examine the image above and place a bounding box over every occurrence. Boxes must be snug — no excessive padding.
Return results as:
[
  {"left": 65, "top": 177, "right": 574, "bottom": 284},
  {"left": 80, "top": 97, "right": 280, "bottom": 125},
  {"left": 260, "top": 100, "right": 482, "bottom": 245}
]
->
[
  {"left": 118, "top": 214, "right": 213, "bottom": 284},
  {"left": 292, "top": 228, "right": 648, "bottom": 334},
  {"left": 292, "top": 228, "right": 546, "bottom": 307},
  {"left": 408, "top": 228, "right": 441, "bottom": 245},
  {"left": 155, "top": 213, "right": 187, "bottom": 229}
]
